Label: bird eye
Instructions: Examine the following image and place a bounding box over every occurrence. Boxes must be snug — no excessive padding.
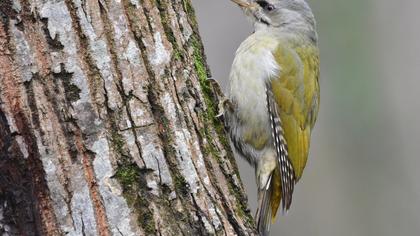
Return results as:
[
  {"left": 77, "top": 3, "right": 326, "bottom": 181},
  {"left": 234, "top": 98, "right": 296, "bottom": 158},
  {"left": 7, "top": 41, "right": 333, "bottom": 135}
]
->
[{"left": 256, "top": 1, "right": 276, "bottom": 12}]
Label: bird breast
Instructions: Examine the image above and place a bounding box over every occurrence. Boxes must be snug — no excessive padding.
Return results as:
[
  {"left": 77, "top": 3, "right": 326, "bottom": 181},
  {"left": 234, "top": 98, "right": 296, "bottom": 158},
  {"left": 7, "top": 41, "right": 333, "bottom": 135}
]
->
[{"left": 229, "top": 31, "right": 280, "bottom": 140}]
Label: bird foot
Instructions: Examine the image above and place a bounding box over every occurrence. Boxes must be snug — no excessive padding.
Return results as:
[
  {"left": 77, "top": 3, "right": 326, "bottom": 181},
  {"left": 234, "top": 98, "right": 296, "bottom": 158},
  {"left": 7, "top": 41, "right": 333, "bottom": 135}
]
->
[
  {"left": 216, "top": 98, "right": 234, "bottom": 118},
  {"left": 205, "top": 78, "right": 234, "bottom": 119}
]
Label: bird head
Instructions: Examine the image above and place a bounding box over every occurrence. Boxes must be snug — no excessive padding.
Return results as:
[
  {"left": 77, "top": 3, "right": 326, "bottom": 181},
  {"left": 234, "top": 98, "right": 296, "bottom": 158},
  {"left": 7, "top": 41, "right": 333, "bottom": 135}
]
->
[{"left": 231, "top": 0, "right": 316, "bottom": 36}]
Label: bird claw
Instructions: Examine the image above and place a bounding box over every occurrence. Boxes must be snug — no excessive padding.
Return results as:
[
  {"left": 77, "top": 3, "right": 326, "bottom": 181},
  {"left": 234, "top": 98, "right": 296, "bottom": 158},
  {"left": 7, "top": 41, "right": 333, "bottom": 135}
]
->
[
  {"left": 216, "top": 99, "right": 227, "bottom": 118},
  {"left": 205, "top": 78, "right": 233, "bottom": 119},
  {"left": 216, "top": 98, "right": 233, "bottom": 118}
]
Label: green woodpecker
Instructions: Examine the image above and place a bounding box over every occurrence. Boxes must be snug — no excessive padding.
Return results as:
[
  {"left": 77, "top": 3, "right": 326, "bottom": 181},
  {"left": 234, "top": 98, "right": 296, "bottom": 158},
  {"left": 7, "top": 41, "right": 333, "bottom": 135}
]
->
[{"left": 222, "top": 0, "right": 320, "bottom": 235}]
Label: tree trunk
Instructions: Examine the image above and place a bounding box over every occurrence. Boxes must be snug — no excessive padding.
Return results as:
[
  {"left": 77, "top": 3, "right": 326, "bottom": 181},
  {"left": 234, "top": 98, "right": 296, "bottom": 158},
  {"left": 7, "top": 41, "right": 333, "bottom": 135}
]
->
[{"left": 0, "top": 0, "right": 256, "bottom": 235}]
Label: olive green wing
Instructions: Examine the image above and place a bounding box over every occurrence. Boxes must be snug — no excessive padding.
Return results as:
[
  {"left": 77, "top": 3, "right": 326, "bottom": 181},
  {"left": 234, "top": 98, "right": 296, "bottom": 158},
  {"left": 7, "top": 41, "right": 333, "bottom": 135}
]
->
[
  {"left": 269, "top": 42, "right": 320, "bottom": 218},
  {"left": 272, "top": 42, "right": 319, "bottom": 179}
]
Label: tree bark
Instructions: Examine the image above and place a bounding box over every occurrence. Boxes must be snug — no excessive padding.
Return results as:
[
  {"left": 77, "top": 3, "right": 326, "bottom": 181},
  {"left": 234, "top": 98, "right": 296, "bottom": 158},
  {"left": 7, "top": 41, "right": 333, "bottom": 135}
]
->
[{"left": 0, "top": 0, "right": 256, "bottom": 235}]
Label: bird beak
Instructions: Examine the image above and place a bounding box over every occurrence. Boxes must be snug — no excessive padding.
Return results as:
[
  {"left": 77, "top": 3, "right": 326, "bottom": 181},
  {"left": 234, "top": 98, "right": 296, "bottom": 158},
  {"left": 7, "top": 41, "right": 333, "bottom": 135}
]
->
[
  {"left": 230, "top": 0, "right": 251, "bottom": 9},
  {"left": 231, "top": 0, "right": 273, "bottom": 26}
]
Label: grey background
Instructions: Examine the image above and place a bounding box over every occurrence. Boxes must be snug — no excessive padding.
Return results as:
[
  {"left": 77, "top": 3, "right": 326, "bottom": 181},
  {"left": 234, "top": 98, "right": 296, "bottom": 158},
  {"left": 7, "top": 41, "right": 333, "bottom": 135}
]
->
[{"left": 193, "top": 0, "right": 420, "bottom": 235}]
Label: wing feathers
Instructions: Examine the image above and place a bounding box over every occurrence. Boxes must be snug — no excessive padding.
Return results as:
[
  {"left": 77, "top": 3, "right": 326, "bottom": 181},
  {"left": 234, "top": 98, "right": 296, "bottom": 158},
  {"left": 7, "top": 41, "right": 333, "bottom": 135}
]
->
[{"left": 266, "top": 84, "right": 296, "bottom": 212}]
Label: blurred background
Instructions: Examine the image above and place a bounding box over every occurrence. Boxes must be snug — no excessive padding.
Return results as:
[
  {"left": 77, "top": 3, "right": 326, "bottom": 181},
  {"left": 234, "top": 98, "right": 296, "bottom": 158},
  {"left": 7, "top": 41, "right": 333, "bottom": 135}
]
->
[{"left": 192, "top": 0, "right": 420, "bottom": 235}]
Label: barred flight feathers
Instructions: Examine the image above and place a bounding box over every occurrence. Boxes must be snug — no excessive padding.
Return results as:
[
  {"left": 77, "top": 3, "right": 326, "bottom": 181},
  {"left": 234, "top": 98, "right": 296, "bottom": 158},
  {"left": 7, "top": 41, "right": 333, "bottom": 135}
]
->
[{"left": 266, "top": 84, "right": 296, "bottom": 213}]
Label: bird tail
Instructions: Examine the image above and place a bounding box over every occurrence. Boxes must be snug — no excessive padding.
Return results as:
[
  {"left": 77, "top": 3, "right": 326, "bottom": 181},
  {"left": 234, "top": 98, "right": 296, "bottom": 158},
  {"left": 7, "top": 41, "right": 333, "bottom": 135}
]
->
[{"left": 255, "top": 174, "right": 273, "bottom": 236}]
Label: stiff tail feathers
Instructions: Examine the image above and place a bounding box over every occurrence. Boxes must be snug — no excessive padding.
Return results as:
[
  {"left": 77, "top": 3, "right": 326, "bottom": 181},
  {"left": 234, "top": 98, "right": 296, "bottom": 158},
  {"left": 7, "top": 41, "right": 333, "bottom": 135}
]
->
[{"left": 256, "top": 175, "right": 273, "bottom": 236}]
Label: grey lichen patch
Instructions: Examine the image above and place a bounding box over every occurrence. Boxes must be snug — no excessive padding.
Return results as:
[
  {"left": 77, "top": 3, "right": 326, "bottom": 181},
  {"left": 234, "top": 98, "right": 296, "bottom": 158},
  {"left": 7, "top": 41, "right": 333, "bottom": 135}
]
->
[
  {"left": 160, "top": 92, "right": 201, "bottom": 195},
  {"left": 110, "top": 131, "right": 157, "bottom": 235},
  {"left": 39, "top": 2, "right": 72, "bottom": 43},
  {"left": 69, "top": 0, "right": 122, "bottom": 111},
  {"left": 129, "top": 0, "right": 140, "bottom": 9},
  {"left": 150, "top": 31, "right": 171, "bottom": 67},
  {"left": 69, "top": 181, "right": 99, "bottom": 235},
  {"left": 9, "top": 20, "right": 37, "bottom": 83},
  {"left": 38, "top": 1, "right": 100, "bottom": 136},
  {"left": 136, "top": 132, "right": 173, "bottom": 193},
  {"left": 155, "top": 0, "right": 188, "bottom": 64},
  {"left": 91, "top": 137, "right": 142, "bottom": 235},
  {"left": 124, "top": 39, "right": 142, "bottom": 66},
  {"left": 25, "top": 86, "right": 99, "bottom": 235}
]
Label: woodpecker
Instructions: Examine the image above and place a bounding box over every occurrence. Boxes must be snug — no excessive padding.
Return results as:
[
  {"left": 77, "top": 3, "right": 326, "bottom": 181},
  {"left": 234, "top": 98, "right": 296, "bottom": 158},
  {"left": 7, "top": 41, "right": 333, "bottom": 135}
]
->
[{"left": 221, "top": 0, "right": 320, "bottom": 235}]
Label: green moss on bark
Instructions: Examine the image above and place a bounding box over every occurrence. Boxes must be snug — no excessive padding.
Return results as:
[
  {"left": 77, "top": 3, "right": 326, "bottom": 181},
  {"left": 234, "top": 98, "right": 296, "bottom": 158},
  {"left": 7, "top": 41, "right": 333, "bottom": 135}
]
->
[
  {"left": 186, "top": 7, "right": 255, "bottom": 228},
  {"left": 111, "top": 132, "right": 157, "bottom": 235}
]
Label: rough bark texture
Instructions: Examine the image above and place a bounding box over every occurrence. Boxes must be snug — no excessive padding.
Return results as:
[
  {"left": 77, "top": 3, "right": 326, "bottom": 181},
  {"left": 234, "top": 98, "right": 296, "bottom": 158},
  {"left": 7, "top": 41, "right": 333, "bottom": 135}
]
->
[{"left": 0, "top": 0, "right": 256, "bottom": 235}]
